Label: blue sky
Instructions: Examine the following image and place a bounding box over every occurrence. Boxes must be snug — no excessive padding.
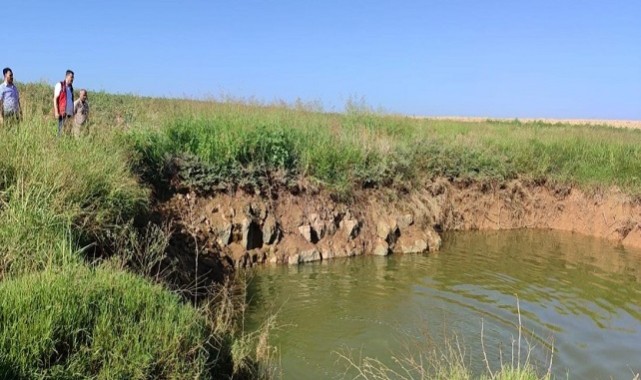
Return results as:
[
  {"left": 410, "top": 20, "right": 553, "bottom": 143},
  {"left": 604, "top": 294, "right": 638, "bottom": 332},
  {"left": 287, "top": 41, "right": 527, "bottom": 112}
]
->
[{"left": 6, "top": 1, "right": 641, "bottom": 119}]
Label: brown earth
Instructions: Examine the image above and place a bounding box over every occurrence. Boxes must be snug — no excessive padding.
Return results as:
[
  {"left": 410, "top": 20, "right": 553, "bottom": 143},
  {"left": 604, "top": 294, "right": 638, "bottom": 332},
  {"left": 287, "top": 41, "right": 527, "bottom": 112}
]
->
[{"left": 158, "top": 178, "right": 641, "bottom": 273}]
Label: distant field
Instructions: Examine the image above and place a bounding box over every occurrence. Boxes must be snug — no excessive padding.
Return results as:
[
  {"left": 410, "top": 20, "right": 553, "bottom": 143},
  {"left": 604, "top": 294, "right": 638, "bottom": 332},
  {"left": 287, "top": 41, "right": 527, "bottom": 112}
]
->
[{"left": 418, "top": 116, "right": 641, "bottom": 129}]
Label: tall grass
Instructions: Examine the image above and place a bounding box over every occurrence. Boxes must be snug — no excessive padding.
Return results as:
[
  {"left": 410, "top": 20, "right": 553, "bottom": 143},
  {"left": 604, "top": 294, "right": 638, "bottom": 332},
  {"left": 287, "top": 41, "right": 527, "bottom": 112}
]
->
[
  {"left": 0, "top": 265, "right": 209, "bottom": 379},
  {"left": 25, "top": 82, "right": 641, "bottom": 195},
  {"left": 0, "top": 84, "right": 274, "bottom": 378},
  {"left": 338, "top": 337, "right": 548, "bottom": 380},
  {"left": 338, "top": 300, "right": 552, "bottom": 380},
  {"left": 0, "top": 120, "right": 147, "bottom": 277},
  {"left": 123, "top": 99, "right": 641, "bottom": 197}
]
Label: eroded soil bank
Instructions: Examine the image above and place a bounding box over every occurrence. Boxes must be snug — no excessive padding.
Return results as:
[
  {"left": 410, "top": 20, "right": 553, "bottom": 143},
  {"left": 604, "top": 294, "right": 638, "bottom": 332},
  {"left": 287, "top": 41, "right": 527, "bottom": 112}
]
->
[{"left": 158, "top": 178, "right": 641, "bottom": 273}]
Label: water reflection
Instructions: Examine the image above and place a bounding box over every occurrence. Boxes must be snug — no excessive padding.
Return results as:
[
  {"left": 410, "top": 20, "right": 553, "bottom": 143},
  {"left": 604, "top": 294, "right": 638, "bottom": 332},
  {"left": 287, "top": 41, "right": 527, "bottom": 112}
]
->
[{"left": 247, "top": 230, "right": 641, "bottom": 379}]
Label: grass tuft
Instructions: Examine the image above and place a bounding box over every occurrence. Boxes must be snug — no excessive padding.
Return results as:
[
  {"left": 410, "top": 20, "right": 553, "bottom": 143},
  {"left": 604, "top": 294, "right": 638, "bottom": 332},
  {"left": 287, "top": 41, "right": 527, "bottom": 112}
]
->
[{"left": 0, "top": 265, "right": 212, "bottom": 379}]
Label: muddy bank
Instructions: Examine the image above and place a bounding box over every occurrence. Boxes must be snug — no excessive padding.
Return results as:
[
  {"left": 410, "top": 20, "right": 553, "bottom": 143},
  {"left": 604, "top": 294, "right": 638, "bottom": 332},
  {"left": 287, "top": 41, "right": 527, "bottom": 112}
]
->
[{"left": 158, "top": 178, "right": 641, "bottom": 270}]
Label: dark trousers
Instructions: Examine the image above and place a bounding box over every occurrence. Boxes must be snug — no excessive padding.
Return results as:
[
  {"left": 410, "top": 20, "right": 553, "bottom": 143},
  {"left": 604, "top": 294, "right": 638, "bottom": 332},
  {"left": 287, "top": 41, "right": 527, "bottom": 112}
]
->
[
  {"left": 2, "top": 112, "right": 20, "bottom": 128},
  {"left": 58, "top": 115, "right": 72, "bottom": 136}
]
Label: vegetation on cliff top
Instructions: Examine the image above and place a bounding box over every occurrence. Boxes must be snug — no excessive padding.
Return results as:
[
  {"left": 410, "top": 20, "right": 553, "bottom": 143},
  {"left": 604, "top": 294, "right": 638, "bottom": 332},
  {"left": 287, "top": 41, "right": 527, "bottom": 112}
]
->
[{"left": 121, "top": 87, "right": 641, "bottom": 197}]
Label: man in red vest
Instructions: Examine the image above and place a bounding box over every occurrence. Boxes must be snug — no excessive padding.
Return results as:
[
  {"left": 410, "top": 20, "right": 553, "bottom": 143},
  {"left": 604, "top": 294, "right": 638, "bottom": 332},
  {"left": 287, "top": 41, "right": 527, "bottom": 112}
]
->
[{"left": 53, "top": 70, "right": 74, "bottom": 136}]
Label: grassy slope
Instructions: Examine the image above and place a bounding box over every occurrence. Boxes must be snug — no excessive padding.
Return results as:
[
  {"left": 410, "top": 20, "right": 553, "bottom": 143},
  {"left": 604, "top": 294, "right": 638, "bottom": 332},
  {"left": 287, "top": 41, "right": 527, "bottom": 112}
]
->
[
  {"left": 0, "top": 265, "right": 211, "bottom": 379},
  {"left": 0, "top": 121, "right": 146, "bottom": 278},
  {"left": 0, "top": 84, "right": 266, "bottom": 379}
]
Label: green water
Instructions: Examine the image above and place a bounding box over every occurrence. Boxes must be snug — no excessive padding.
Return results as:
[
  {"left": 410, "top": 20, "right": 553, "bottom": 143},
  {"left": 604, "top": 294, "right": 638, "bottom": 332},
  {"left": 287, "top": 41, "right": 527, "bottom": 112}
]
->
[{"left": 247, "top": 230, "right": 641, "bottom": 379}]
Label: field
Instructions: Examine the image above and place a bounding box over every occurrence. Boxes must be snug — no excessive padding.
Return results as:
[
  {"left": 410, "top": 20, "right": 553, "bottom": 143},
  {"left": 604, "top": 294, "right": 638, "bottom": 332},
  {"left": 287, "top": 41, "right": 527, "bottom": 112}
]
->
[
  {"left": 1, "top": 82, "right": 639, "bottom": 378},
  {"left": 418, "top": 116, "right": 641, "bottom": 129}
]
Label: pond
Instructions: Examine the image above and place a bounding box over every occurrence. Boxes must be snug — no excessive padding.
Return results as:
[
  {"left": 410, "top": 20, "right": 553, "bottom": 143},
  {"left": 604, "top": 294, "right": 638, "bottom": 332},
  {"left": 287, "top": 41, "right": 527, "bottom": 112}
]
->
[{"left": 247, "top": 230, "right": 641, "bottom": 379}]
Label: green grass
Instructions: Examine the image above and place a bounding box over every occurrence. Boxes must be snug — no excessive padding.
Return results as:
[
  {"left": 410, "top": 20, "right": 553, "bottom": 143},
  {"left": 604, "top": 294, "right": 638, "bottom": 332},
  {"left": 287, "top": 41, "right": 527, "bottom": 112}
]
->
[
  {"left": 23, "top": 81, "right": 641, "bottom": 195},
  {"left": 0, "top": 264, "right": 214, "bottom": 379},
  {"left": 4, "top": 82, "right": 641, "bottom": 378},
  {"left": 0, "top": 84, "right": 272, "bottom": 379},
  {"left": 122, "top": 99, "right": 641, "bottom": 197},
  {"left": 0, "top": 120, "right": 147, "bottom": 277}
]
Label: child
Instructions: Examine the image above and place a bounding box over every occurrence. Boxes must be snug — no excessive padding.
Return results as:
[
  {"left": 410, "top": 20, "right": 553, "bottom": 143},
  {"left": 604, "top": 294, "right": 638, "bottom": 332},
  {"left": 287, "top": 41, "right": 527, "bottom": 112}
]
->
[{"left": 72, "top": 89, "right": 89, "bottom": 137}]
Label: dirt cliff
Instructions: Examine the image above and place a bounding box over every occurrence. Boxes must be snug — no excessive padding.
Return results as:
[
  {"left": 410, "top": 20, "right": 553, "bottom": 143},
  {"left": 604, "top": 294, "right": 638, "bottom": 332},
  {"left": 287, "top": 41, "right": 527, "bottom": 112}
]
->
[{"left": 157, "top": 178, "right": 641, "bottom": 272}]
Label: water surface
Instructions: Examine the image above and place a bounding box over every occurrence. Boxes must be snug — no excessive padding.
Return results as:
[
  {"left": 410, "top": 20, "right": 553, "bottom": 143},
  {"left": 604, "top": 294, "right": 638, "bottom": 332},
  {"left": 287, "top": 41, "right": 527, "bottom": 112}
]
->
[{"left": 247, "top": 230, "right": 641, "bottom": 379}]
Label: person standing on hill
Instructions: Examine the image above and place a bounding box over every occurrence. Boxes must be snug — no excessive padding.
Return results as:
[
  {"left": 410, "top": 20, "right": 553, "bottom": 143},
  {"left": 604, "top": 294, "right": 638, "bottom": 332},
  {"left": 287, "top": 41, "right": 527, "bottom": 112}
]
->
[
  {"left": 0, "top": 67, "right": 21, "bottom": 127},
  {"left": 53, "top": 70, "right": 74, "bottom": 135},
  {"left": 72, "top": 89, "right": 89, "bottom": 136}
]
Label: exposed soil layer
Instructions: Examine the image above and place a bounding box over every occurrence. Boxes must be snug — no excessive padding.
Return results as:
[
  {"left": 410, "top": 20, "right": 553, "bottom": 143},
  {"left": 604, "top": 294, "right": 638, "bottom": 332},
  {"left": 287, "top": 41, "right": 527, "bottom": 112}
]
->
[{"left": 157, "top": 178, "right": 641, "bottom": 272}]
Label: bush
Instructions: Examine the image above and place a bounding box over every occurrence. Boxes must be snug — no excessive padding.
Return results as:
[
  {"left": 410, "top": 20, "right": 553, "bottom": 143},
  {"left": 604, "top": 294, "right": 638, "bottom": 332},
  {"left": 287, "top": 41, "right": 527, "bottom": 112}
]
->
[{"left": 126, "top": 118, "right": 302, "bottom": 192}]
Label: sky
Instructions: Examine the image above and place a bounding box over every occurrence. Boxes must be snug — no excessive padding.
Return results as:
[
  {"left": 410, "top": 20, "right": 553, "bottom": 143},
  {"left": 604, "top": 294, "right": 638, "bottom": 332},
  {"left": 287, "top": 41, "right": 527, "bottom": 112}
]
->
[{"left": 5, "top": 0, "right": 641, "bottom": 119}]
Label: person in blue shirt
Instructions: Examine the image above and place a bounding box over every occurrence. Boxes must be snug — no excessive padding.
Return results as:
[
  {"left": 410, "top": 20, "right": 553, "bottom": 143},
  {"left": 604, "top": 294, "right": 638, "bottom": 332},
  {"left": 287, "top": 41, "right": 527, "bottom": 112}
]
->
[{"left": 0, "top": 67, "right": 21, "bottom": 127}]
